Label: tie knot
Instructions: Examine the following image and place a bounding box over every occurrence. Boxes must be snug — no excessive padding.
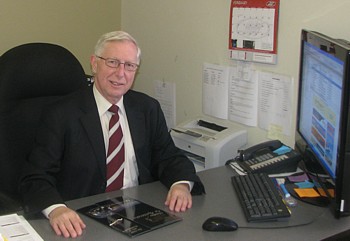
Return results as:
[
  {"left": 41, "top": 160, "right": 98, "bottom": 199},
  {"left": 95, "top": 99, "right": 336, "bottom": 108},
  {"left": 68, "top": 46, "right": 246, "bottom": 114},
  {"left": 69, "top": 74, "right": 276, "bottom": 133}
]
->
[{"left": 109, "top": 105, "right": 119, "bottom": 114}]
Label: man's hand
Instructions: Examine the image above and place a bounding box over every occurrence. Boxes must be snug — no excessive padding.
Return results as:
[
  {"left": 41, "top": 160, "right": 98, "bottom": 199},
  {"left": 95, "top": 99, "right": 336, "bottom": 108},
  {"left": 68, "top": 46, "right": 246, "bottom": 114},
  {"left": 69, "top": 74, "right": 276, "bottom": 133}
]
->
[
  {"left": 48, "top": 206, "right": 86, "bottom": 238},
  {"left": 165, "top": 183, "right": 192, "bottom": 212}
]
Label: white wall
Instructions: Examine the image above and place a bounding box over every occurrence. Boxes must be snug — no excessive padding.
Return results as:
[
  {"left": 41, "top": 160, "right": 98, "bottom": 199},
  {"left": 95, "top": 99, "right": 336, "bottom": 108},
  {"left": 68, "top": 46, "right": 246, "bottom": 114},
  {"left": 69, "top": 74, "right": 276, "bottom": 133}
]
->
[
  {"left": 122, "top": 0, "right": 350, "bottom": 147},
  {"left": 1, "top": 1, "right": 349, "bottom": 147},
  {"left": 0, "top": 1, "right": 122, "bottom": 73}
]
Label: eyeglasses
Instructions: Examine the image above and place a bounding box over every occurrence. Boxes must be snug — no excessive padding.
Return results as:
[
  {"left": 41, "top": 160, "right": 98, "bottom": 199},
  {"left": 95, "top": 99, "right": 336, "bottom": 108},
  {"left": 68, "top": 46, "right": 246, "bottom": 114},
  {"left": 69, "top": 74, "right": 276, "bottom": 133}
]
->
[{"left": 96, "top": 56, "right": 139, "bottom": 72}]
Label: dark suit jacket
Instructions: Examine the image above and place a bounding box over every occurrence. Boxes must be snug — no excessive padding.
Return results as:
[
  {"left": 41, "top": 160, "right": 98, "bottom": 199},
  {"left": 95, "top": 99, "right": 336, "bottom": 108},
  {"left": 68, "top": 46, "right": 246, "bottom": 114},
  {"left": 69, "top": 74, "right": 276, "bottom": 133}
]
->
[{"left": 19, "top": 86, "right": 204, "bottom": 214}]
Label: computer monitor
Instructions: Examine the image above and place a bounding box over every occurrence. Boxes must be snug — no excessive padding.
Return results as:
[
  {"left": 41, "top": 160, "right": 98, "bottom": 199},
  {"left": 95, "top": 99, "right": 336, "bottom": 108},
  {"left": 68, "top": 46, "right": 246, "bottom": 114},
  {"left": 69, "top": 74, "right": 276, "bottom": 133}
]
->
[{"left": 295, "top": 29, "right": 350, "bottom": 218}]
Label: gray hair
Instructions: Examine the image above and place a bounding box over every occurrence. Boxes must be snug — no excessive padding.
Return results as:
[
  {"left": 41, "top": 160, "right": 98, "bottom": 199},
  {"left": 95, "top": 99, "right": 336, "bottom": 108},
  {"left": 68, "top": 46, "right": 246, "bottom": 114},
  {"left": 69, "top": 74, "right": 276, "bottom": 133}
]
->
[{"left": 94, "top": 31, "right": 141, "bottom": 63}]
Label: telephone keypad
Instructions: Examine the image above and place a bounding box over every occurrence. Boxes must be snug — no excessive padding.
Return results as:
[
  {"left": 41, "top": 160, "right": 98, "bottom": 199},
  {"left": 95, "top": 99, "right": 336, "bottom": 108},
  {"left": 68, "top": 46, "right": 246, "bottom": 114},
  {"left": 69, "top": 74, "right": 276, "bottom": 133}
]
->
[{"left": 249, "top": 153, "right": 274, "bottom": 165}]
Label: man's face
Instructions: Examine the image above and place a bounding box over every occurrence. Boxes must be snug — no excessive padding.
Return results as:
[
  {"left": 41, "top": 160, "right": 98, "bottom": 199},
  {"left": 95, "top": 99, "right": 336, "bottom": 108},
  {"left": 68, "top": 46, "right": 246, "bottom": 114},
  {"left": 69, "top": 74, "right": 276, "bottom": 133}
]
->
[{"left": 91, "top": 41, "right": 139, "bottom": 104}]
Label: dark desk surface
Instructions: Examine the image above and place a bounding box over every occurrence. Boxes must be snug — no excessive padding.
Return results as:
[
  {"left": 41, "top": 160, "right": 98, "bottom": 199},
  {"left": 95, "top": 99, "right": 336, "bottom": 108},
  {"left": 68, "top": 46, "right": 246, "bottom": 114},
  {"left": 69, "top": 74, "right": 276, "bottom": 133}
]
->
[{"left": 28, "top": 166, "right": 350, "bottom": 241}]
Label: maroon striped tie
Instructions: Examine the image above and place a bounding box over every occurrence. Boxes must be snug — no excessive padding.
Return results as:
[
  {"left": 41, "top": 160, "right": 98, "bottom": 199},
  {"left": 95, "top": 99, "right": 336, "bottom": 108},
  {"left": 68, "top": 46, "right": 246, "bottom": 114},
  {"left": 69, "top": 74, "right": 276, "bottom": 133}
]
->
[{"left": 106, "top": 105, "right": 125, "bottom": 192}]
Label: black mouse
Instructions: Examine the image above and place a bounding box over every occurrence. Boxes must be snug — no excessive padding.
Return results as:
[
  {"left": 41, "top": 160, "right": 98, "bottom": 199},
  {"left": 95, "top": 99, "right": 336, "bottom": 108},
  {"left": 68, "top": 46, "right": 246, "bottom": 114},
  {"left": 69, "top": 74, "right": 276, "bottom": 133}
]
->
[{"left": 202, "top": 216, "right": 238, "bottom": 231}]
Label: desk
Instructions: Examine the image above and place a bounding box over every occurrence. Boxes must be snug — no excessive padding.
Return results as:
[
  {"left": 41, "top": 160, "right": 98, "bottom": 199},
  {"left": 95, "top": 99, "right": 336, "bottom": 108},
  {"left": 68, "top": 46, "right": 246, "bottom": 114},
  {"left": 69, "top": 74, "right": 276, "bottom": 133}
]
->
[{"left": 28, "top": 166, "right": 350, "bottom": 241}]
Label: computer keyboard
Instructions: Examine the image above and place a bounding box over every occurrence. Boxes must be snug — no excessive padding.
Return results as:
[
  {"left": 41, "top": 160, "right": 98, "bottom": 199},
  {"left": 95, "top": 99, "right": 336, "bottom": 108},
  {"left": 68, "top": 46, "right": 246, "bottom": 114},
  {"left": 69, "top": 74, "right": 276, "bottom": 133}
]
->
[{"left": 231, "top": 173, "right": 291, "bottom": 222}]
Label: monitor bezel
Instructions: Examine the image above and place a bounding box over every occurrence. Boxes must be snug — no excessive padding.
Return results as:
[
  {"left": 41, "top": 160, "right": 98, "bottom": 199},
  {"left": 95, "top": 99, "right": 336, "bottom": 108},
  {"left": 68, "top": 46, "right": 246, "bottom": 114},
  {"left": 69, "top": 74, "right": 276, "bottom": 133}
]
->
[{"left": 295, "top": 29, "right": 350, "bottom": 218}]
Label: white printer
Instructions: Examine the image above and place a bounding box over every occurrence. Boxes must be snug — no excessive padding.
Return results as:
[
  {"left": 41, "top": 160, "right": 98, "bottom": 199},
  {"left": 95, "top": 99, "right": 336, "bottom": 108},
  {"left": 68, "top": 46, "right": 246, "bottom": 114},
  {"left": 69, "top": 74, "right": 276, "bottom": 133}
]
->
[{"left": 170, "top": 116, "right": 247, "bottom": 172}]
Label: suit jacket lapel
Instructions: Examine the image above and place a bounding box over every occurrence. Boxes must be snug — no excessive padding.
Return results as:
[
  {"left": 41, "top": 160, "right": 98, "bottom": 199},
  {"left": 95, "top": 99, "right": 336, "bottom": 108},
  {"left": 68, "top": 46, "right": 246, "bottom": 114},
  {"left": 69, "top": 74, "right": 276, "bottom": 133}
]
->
[
  {"left": 79, "top": 87, "right": 107, "bottom": 178},
  {"left": 124, "top": 93, "right": 147, "bottom": 172},
  {"left": 124, "top": 99, "right": 145, "bottom": 157}
]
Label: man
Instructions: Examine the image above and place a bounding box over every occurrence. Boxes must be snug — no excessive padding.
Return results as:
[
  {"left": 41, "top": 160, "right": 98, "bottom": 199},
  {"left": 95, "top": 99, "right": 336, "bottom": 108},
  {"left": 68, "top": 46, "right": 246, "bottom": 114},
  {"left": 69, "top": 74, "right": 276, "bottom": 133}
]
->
[{"left": 19, "top": 31, "right": 205, "bottom": 238}]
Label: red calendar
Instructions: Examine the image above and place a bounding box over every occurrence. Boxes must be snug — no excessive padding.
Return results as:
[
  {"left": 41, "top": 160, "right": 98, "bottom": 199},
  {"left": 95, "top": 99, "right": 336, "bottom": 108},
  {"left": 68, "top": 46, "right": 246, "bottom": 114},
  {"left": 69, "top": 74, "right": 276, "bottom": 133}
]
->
[{"left": 229, "top": 0, "right": 280, "bottom": 64}]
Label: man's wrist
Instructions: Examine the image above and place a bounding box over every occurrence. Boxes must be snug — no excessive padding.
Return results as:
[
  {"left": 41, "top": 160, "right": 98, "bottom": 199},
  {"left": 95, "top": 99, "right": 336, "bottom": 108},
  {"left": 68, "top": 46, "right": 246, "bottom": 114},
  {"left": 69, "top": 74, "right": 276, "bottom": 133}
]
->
[
  {"left": 42, "top": 204, "right": 67, "bottom": 219},
  {"left": 171, "top": 181, "right": 194, "bottom": 191}
]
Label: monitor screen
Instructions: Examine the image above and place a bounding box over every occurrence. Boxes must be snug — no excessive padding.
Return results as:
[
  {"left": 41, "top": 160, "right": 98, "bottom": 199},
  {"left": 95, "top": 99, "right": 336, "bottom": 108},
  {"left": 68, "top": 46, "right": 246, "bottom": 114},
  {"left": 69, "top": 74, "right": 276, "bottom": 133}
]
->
[
  {"left": 298, "top": 40, "right": 344, "bottom": 179},
  {"left": 296, "top": 29, "right": 350, "bottom": 217}
]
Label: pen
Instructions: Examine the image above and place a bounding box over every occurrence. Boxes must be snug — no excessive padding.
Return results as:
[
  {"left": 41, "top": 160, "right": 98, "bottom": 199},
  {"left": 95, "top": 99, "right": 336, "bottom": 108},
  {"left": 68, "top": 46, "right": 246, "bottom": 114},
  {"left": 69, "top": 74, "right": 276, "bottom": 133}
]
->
[
  {"left": 0, "top": 233, "right": 8, "bottom": 241},
  {"left": 281, "top": 183, "right": 298, "bottom": 207},
  {"left": 273, "top": 178, "right": 298, "bottom": 207},
  {"left": 280, "top": 183, "right": 291, "bottom": 198}
]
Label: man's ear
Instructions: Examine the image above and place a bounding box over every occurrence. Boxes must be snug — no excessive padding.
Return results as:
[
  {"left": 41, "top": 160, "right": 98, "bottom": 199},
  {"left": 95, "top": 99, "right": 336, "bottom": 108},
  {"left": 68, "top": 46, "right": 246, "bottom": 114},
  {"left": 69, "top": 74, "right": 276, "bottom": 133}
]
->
[{"left": 90, "top": 55, "right": 97, "bottom": 74}]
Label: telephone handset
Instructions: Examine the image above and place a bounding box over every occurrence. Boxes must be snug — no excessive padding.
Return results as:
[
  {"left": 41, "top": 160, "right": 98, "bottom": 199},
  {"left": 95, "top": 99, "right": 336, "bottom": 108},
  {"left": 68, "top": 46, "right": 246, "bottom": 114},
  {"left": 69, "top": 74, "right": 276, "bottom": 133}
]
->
[
  {"left": 235, "top": 140, "right": 301, "bottom": 174},
  {"left": 239, "top": 140, "right": 283, "bottom": 162}
]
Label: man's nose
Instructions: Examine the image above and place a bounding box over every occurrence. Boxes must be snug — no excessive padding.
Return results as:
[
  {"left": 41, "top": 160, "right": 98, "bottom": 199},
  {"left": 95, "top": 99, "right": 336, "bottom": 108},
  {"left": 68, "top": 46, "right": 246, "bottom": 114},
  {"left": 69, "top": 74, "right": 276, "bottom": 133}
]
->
[{"left": 114, "top": 63, "right": 126, "bottom": 76}]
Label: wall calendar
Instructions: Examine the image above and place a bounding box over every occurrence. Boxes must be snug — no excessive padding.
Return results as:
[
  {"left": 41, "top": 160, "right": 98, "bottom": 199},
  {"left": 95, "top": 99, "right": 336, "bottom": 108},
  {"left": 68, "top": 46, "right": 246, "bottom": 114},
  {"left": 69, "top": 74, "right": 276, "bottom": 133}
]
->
[{"left": 229, "top": 0, "right": 280, "bottom": 64}]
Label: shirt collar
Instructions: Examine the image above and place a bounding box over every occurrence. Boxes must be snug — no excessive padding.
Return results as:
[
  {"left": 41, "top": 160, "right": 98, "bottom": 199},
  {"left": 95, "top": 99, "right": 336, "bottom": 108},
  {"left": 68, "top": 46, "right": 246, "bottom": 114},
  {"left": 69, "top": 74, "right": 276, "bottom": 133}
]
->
[{"left": 93, "top": 84, "right": 125, "bottom": 116}]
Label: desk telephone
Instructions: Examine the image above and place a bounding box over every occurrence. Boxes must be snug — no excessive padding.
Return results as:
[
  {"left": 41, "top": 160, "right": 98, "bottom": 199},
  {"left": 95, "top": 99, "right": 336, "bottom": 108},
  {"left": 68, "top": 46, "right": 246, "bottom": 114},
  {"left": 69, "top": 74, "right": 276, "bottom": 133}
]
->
[{"left": 234, "top": 140, "right": 301, "bottom": 174}]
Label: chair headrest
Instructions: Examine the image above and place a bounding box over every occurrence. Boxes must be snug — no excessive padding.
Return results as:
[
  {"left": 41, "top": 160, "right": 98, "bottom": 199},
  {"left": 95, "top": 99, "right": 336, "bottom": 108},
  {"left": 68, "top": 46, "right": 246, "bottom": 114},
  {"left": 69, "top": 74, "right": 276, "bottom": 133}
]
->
[{"left": 0, "top": 42, "right": 87, "bottom": 101}]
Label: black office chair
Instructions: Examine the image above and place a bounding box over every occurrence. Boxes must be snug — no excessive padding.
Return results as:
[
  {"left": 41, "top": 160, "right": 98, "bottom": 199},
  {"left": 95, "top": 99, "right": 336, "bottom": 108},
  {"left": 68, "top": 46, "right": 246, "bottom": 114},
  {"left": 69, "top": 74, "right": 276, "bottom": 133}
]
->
[{"left": 0, "top": 43, "right": 89, "bottom": 214}]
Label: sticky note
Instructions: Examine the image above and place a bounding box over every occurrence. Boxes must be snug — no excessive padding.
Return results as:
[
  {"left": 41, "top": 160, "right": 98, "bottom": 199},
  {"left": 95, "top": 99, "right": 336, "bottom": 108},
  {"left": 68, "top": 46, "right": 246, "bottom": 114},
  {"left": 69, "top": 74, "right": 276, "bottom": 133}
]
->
[
  {"left": 294, "top": 188, "right": 320, "bottom": 198},
  {"left": 267, "top": 124, "right": 284, "bottom": 140},
  {"left": 317, "top": 188, "right": 327, "bottom": 197},
  {"left": 327, "top": 189, "right": 335, "bottom": 198},
  {"left": 316, "top": 188, "right": 335, "bottom": 198},
  {"left": 295, "top": 181, "right": 314, "bottom": 189},
  {"left": 288, "top": 173, "right": 309, "bottom": 182},
  {"left": 273, "top": 145, "right": 292, "bottom": 155}
]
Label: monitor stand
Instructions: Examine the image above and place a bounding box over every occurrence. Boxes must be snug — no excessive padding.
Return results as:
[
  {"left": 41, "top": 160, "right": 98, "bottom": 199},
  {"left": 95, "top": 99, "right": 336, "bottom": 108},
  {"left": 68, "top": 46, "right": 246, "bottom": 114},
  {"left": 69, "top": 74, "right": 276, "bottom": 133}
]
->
[{"left": 302, "top": 149, "right": 327, "bottom": 175}]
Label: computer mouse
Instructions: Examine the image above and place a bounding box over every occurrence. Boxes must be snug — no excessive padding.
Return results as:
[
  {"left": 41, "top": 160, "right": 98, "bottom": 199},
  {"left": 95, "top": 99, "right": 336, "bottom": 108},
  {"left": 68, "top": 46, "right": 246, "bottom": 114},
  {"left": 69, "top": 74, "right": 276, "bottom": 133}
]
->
[{"left": 202, "top": 216, "right": 238, "bottom": 232}]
